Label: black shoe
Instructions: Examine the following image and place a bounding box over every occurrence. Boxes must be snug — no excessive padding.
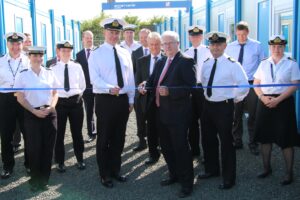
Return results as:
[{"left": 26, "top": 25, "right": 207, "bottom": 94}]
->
[
  {"left": 218, "top": 182, "right": 235, "bottom": 190},
  {"left": 1, "top": 169, "right": 12, "bottom": 179},
  {"left": 57, "top": 164, "right": 66, "bottom": 173},
  {"left": 160, "top": 178, "right": 177, "bottom": 186},
  {"left": 177, "top": 188, "right": 192, "bottom": 198},
  {"left": 85, "top": 135, "right": 96, "bottom": 143},
  {"left": 30, "top": 184, "right": 40, "bottom": 192},
  {"left": 13, "top": 144, "right": 21, "bottom": 153},
  {"left": 26, "top": 168, "right": 31, "bottom": 176},
  {"left": 112, "top": 174, "right": 127, "bottom": 182},
  {"left": 39, "top": 184, "right": 49, "bottom": 191},
  {"left": 101, "top": 177, "right": 113, "bottom": 188},
  {"left": 77, "top": 162, "right": 86, "bottom": 170},
  {"left": 145, "top": 157, "right": 159, "bottom": 165},
  {"left": 197, "top": 172, "right": 220, "bottom": 179},
  {"left": 257, "top": 169, "right": 272, "bottom": 178},
  {"left": 133, "top": 141, "right": 147, "bottom": 152},
  {"left": 249, "top": 144, "right": 259, "bottom": 155},
  {"left": 280, "top": 178, "right": 293, "bottom": 186}
]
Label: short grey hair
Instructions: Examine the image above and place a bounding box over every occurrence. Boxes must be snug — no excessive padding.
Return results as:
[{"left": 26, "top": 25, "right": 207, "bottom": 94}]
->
[
  {"left": 161, "top": 31, "right": 180, "bottom": 42},
  {"left": 147, "top": 32, "right": 161, "bottom": 42},
  {"left": 82, "top": 30, "right": 94, "bottom": 38}
]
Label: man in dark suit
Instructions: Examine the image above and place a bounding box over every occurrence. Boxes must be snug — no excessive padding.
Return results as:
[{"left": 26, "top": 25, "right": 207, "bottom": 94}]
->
[
  {"left": 131, "top": 28, "right": 151, "bottom": 151},
  {"left": 135, "top": 32, "right": 164, "bottom": 165},
  {"left": 139, "top": 31, "right": 196, "bottom": 198},
  {"left": 76, "top": 30, "right": 96, "bottom": 143},
  {"left": 46, "top": 45, "right": 59, "bottom": 68}
]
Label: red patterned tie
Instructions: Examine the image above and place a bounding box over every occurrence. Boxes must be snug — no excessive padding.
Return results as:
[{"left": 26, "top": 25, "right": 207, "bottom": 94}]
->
[{"left": 156, "top": 58, "right": 172, "bottom": 107}]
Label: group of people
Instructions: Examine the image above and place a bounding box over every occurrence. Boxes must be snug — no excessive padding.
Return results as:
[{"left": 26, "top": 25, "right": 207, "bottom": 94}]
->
[{"left": 0, "top": 17, "right": 299, "bottom": 198}]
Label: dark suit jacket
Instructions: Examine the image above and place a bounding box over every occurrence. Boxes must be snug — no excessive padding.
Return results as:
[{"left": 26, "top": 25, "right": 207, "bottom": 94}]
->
[
  {"left": 136, "top": 53, "right": 166, "bottom": 114},
  {"left": 76, "top": 49, "right": 92, "bottom": 94},
  {"left": 146, "top": 51, "right": 196, "bottom": 125},
  {"left": 46, "top": 57, "right": 58, "bottom": 68},
  {"left": 132, "top": 46, "right": 144, "bottom": 74}
]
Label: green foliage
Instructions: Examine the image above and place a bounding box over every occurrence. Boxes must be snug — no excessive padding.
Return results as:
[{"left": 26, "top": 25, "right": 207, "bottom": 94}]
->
[{"left": 80, "top": 13, "right": 165, "bottom": 44}]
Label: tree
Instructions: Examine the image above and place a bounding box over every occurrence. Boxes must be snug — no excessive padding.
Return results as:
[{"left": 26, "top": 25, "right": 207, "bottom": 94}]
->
[{"left": 80, "top": 12, "right": 110, "bottom": 46}]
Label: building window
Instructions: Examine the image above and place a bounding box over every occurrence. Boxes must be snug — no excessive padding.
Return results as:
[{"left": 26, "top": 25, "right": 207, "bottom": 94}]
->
[
  {"left": 66, "top": 29, "right": 71, "bottom": 41},
  {"left": 15, "top": 17, "right": 23, "bottom": 33},
  {"left": 218, "top": 13, "right": 224, "bottom": 32},
  {"left": 280, "top": 11, "right": 293, "bottom": 53},
  {"left": 56, "top": 27, "right": 61, "bottom": 42}
]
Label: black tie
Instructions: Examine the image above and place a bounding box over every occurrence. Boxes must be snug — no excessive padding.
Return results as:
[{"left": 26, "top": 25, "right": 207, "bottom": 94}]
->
[
  {"left": 113, "top": 47, "right": 124, "bottom": 88},
  {"left": 238, "top": 44, "right": 245, "bottom": 64},
  {"left": 64, "top": 64, "right": 70, "bottom": 92},
  {"left": 194, "top": 48, "right": 198, "bottom": 63},
  {"left": 207, "top": 59, "right": 217, "bottom": 97}
]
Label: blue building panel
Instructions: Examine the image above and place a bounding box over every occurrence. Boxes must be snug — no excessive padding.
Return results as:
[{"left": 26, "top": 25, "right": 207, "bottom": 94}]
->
[
  {"left": 257, "top": 0, "right": 269, "bottom": 56},
  {"left": 102, "top": 1, "right": 191, "bottom": 10}
]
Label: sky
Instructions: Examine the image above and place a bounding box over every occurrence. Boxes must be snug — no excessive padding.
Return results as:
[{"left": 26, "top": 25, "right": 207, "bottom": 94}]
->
[{"left": 36, "top": 0, "right": 201, "bottom": 22}]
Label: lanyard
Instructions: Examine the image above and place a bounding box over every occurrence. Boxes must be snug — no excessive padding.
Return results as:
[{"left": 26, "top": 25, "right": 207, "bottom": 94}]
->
[{"left": 8, "top": 58, "right": 22, "bottom": 87}]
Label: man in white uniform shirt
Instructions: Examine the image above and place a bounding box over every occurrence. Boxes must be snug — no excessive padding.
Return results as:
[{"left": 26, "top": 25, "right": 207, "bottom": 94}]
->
[
  {"left": 0, "top": 32, "right": 30, "bottom": 179},
  {"left": 198, "top": 32, "right": 249, "bottom": 190},
  {"left": 120, "top": 24, "right": 141, "bottom": 54},
  {"left": 184, "top": 25, "right": 211, "bottom": 159},
  {"left": 88, "top": 18, "right": 135, "bottom": 188},
  {"left": 51, "top": 41, "right": 86, "bottom": 173},
  {"left": 225, "top": 21, "right": 264, "bottom": 154}
]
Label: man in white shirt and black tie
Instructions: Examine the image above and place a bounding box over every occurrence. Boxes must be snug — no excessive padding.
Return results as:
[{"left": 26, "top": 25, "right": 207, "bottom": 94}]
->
[
  {"left": 198, "top": 31, "right": 249, "bottom": 190},
  {"left": 225, "top": 21, "right": 264, "bottom": 154},
  {"left": 89, "top": 18, "right": 135, "bottom": 188},
  {"left": 184, "top": 25, "right": 211, "bottom": 159},
  {"left": 76, "top": 30, "right": 97, "bottom": 143},
  {"left": 52, "top": 41, "right": 86, "bottom": 173}
]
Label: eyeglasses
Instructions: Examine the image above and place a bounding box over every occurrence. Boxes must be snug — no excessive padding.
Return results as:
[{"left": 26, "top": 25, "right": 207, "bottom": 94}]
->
[{"left": 162, "top": 41, "right": 177, "bottom": 46}]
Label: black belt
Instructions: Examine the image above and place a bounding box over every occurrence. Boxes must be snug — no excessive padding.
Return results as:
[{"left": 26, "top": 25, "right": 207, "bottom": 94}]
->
[
  {"left": 196, "top": 83, "right": 203, "bottom": 87},
  {"left": 34, "top": 105, "right": 50, "bottom": 110},
  {"left": 96, "top": 93, "right": 127, "bottom": 97},
  {"left": 205, "top": 99, "right": 233, "bottom": 104},
  {"left": 263, "top": 94, "right": 280, "bottom": 97},
  {"left": 0, "top": 92, "right": 15, "bottom": 97},
  {"left": 59, "top": 94, "right": 81, "bottom": 100},
  {"left": 248, "top": 80, "right": 254, "bottom": 84}
]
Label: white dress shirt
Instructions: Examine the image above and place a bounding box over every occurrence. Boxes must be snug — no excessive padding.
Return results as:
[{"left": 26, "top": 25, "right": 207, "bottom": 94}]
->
[
  {"left": 120, "top": 40, "right": 141, "bottom": 54},
  {"left": 254, "top": 55, "right": 300, "bottom": 94},
  {"left": 52, "top": 60, "right": 86, "bottom": 98},
  {"left": 184, "top": 44, "right": 212, "bottom": 83},
  {"left": 225, "top": 38, "right": 265, "bottom": 81},
  {"left": 201, "top": 54, "right": 249, "bottom": 102},
  {"left": 149, "top": 53, "right": 162, "bottom": 75},
  {"left": 14, "top": 66, "right": 59, "bottom": 107},
  {"left": 88, "top": 42, "right": 135, "bottom": 104},
  {"left": 0, "top": 53, "right": 29, "bottom": 93}
]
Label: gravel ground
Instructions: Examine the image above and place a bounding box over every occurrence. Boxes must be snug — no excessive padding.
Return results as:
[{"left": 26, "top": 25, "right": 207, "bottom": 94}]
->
[{"left": 1, "top": 112, "right": 300, "bottom": 200}]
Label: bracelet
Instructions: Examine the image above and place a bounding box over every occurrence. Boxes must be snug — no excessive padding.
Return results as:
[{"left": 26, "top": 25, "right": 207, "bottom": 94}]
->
[{"left": 259, "top": 94, "right": 264, "bottom": 100}]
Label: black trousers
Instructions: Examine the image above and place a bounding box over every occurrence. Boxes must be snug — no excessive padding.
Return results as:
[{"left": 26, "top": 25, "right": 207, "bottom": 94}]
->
[
  {"left": 232, "top": 84, "right": 258, "bottom": 145},
  {"left": 24, "top": 109, "right": 57, "bottom": 186},
  {"left": 202, "top": 99, "right": 236, "bottom": 183},
  {"left": 134, "top": 97, "right": 147, "bottom": 141},
  {"left": 146, "top": 104, "right": 160, "bottom": 159},
  {"left": 83, "top": 92, "right": 96, "bottom": 137},
  {"left": 188, "top": 86, "right": 205, "bottom": 156},
  {"left": 0, "top": 93, "right": 28, "bottom": 171},
  {"left": 55, "top": 96, "right": 84, "bottom": 164},
  {"left": 95, "top": 94, "right": 129, "bottom": 178},
  {"left": 158, "top": 112, "right": 194, "bottom": 189}
]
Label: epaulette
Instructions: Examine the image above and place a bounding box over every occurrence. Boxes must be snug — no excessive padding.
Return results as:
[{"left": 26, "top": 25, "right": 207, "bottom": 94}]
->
[
  {"left": 92, "top": 46, "right": 99, "bottom": 51},
  {"left": 0, "top": 54, "right": 4, "bottom": 58},
  {"left": 206, "top": 46, "right": 209, "bottom": 49},
  {"left": 228, "top": 57, "right": 236, "bottom": 63},
  {"left": 20, "top": 69, "right": 28, "bottom": 73},
  {"left": 48, "top": 63, "right": 57, "bottom": 69},
  {"left": 261, "top": 57, "right": 268, "bottom": 61},
  {"left": 288, "top": 57, "right": 297, "bottom": 62},
  {"left": 204, "top": 57, "right": 210, "bottom": 63},
  {"left": 184, "top": 48, "right": 189, "bottom": 52}
]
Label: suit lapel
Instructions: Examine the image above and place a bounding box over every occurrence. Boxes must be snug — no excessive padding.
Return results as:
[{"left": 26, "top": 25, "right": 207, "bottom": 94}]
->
[
  {"left": 161, "top": 51, "right": 181, "bottom": 82},
  {"left": 145, "top": 55, "right": 151, "bottom": 77}
]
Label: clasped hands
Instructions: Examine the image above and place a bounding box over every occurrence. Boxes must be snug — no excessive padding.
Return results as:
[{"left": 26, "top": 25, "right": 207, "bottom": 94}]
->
[{"left": 138, "top": 81, "right": 169, "bottom": 96}]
